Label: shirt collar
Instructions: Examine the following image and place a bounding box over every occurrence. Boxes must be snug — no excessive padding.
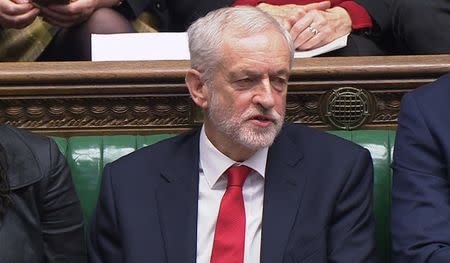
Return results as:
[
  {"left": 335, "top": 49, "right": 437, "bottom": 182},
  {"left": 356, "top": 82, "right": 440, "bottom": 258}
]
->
[{"left": 199, "top": 125, "right": 268, "bottom": 189}]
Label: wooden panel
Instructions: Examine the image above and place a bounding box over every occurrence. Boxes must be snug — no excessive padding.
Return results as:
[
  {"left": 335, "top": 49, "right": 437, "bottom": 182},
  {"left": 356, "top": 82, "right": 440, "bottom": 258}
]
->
[{"left": 0, "top": 55, "right": 449, "bottom": 136}]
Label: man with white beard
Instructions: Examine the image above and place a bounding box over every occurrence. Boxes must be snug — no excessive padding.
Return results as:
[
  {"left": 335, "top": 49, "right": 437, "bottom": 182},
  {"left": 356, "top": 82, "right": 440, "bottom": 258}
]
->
[{"left": 88, "top": 6, "right": 377, "bottom": 263}]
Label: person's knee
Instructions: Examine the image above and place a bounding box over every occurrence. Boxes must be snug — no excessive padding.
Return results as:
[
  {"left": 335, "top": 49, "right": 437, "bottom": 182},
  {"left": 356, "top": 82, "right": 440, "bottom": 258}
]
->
[
  {"left": 391, "top": 0, "right": 449, "bottom": 53},
  {"left": 84, "top": 8, "right": 135, "bottom": 33},
  {"left": 392, "top": 0, "right": 438, "bottom": 25},
  {"left": 393, "top": 0, "right": 424, "bottom": 12},
  {"left": 392, "top": 0, "right": 437, "bottom": 40}
]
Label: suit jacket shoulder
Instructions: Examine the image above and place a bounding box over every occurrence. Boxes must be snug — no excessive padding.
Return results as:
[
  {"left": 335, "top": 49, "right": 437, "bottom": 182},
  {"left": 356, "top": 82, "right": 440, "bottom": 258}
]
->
[
  {"left": 401, "top": 73, "right": 450, "bottom": 136},
  {"left": 89, "top": 129, "right": 201, "bottom": 263},
  {"left": 407, "top": 73, "right": 450, "bottom": 107},
  {"left": 105, "top": 129, "right": 200, "bottom": 185}
]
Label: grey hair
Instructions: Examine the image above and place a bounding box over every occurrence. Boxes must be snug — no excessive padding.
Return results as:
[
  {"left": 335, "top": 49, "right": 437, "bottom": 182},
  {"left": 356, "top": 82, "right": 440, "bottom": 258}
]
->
[{"left": 187, "top": 6, "right": 295, "bottom": 83}]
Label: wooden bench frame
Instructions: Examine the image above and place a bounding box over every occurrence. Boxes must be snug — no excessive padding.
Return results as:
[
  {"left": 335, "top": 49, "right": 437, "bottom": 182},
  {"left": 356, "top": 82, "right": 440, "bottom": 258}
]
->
[{"left": 0, "top": 55, "right": 449, "bottom": 136}]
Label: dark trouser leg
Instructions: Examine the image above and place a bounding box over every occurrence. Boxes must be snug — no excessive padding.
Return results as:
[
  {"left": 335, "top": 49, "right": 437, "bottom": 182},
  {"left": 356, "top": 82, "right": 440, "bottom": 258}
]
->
[
  {"left": 39, "top": 8, "right": 136, "bottom": 61},
  {"left": 391, "top": 0, "right": 450, "bottom": 54},
  {"left": 320, "top": 33, "right": 386, "bottom": 56}
]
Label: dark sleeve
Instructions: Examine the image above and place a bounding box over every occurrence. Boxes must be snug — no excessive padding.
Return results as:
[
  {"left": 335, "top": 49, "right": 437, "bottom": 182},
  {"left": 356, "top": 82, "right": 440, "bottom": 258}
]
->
[
  {"left": 391, "top": 93, "right": 450, "bottom": 262},
  {"left": 352, "top": 0, "right": 391, "bottom": 34},
  {"left": 336, "top": 1, "right": 373, "bottom": 29},
  {"left": 40, "top": 138, "right": 86, "bottom": 263},
  {"left": 87, "top": 164, "right": 123, "bottom": 263},
  {"left": 329, "top": 149, "right": 377, "bottom": 262},
  {"left": 115, "top": 0, "right": 168, "bottom": 26},
  {"left": 114, "top": 0, "right": 153, "bottom": 18}
]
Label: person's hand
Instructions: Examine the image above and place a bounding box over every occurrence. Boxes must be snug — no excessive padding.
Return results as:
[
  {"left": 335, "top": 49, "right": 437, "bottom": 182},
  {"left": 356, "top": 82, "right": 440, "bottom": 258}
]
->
[
  {"left": 0, "top": 0, "right": 39, "bottom": 28},
  {"left": 289, "top": 6, "right": 352, "bottom": 50},
  {"left": 39, "top": 0, "right": 96, "bottom": 27},
  {"left": 257, "top": 1, "right": 331, "bottom": 30},
  {"left": 39, "top": 0, "right": 117, "bottom": 27}
]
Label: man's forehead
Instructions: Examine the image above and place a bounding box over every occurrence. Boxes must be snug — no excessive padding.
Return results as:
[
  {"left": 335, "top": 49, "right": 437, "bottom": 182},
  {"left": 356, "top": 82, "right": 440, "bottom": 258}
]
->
[
  {"left": 220, "top": 36, "right": 290, "bottom": 65},
  {"left": 223, "top": 28, "right": 287, "bottom": 46},
  {"left": 228, "top": 68, "right": 290, "bottom": 78},
  {"left": 222, "top": 29, "right": 290, "bottom": 57}
]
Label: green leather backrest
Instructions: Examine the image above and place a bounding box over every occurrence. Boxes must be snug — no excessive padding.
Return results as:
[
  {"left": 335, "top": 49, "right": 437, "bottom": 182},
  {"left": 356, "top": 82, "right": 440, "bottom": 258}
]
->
[
  {"left": 52, "top": 130, "right": 394, "bottom": 263},
  {"left": 52, "top": 134, "right": 175, "bottom": 225}
]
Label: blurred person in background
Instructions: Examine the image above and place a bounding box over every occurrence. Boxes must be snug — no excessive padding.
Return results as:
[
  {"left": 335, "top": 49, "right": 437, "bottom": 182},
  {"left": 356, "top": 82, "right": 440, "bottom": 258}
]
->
[
  {"left": 0, "top": 0, "right": 136, "bottom": 61},
  {"left": 0, "top": 124, "right": 85, "bottom": 262}
]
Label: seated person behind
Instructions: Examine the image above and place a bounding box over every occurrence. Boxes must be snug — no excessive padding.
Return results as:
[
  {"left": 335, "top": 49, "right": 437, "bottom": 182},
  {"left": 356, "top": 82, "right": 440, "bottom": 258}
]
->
[
  {"left": 389, "top": 0, "right": 450, "bottom": 54},
  {"left": 392, "top": 73, "right": 450, "bottom": 262},
  {"left": 88, "top": 6, "right": 377, "bottom": 262},
  {"left": 149, "top": 0, "right": 385, "bottom": 56},
  {"left": 0, "top": 0, "right": 137, "bottom": 61},
  {"left": 350, "top": 0, "right": 450, "bottom": 54},
  {"left": 0, "top": 124, "right": 85, "bottom": 262}
]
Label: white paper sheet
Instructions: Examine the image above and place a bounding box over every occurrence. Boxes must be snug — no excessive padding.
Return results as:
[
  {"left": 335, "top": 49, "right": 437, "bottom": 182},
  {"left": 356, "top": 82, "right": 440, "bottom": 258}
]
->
[
  {"left": 293, "top": 34, "right": 349, "bottom": 58},
  {"left": 91, "top": 33, "right": 190, "bottom": 61},
  {"left": 91, "top": 32, "right": 348, "bottom": 61}
]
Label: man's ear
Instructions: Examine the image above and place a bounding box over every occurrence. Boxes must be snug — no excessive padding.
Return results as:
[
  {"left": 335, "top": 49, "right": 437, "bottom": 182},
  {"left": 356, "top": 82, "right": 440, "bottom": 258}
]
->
[{"left": 185, "top": 69, "right": 208, "bottom": 109}]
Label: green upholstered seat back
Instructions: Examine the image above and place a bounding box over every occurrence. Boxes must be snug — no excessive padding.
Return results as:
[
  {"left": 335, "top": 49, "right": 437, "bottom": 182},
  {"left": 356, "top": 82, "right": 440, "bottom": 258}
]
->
[
  {"left": 52, "top": 134, "right": 175, "bottom": 225},
  {"left": 52, "top": 130, "right": 394, "bottom": 263}
]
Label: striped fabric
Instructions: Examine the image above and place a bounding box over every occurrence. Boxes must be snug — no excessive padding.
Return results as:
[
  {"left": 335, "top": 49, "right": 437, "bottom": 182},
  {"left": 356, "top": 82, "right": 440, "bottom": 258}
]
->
[{"left": 0, "top": 17, "right": 58, "bottom": 62}]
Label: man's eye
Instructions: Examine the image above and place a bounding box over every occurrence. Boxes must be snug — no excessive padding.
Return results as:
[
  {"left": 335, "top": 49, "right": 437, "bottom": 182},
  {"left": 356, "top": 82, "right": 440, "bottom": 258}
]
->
[
  {"left": 272, "top": 77, "right": 287, "bottom": 84},
  {"left": 237, "top": 78, "right": 255, "bottom": 84},
  {"left": 235, "top": 78, "right": 257, "bottom": 88},
  {"left": 271, "top": 77, "right": 288, "bottom": 91}
]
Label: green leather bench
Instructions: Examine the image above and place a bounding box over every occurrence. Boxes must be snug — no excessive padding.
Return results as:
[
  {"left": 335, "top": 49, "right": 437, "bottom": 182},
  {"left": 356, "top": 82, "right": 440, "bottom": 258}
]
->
[{"left": 52, "top": 130, "right": 395, "bottom": 263}]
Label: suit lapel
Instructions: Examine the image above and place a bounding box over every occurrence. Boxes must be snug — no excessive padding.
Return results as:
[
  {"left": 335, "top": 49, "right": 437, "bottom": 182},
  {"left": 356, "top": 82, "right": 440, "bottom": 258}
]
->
[
  {"left": 261, "top": 130, "right": 306, "bottom": 263},
  {"left": 156, "top": 131, "right": 200, "bottom": 263}
]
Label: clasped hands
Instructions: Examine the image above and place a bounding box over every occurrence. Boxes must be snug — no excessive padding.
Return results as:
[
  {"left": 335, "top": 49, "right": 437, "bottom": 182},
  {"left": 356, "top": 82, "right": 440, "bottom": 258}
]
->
[
  {"left": 0, "top": 0, "right": 114, "bottom": 29},
  {"left": 257, "top": 1, "right": 352, "bottom": 51}
]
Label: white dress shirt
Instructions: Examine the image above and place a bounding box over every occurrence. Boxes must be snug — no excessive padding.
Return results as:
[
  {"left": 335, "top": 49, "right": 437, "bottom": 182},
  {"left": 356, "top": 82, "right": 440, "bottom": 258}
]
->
[{"left": 196, "top": 126, "right": 268, "bottom": 263}]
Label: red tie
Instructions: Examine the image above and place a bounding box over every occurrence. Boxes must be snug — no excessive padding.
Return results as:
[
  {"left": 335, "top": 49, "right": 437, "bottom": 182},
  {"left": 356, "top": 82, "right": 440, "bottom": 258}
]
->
[{"left": 211, "top": 165, "right": 252, "bottom": 263}]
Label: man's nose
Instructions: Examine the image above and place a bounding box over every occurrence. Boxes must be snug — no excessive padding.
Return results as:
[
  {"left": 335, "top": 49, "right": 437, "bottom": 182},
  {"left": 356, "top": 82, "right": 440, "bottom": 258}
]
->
[{"left": 253, "top": 78, "right": 275, "bottom": 109}]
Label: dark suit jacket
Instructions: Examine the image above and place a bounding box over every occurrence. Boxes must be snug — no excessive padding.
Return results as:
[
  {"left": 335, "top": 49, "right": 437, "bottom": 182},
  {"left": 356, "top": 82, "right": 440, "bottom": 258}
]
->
[
  {"left": 392, "top": 73, "right": 450, "bottom": 262},
  {"left": 88, "top": 123, "right": 377, "bottom": 263}
]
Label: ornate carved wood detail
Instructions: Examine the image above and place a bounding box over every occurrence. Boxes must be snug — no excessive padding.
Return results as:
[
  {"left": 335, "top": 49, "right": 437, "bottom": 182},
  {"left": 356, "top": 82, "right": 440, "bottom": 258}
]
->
[
  {"left": 0, "top": 88, "right": 406, "bottom": 132},
  {"left": 371, "top": 91, "right": 403, "bottom": 125},
  {"left": 285, "top": 93, "right": 322, "bottom": 125},
  {"left": 284, "top": 89, "right": 405, "bottom": 129},
  {"left": 0, "top": 96, "right": 193, "bottom": 133}
]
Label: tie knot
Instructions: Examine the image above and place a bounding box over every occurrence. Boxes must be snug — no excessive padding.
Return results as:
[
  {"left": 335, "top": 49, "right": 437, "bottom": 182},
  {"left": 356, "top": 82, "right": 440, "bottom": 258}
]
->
[{"left": 226, "top": 165, "right": 252, "bottom": 188}]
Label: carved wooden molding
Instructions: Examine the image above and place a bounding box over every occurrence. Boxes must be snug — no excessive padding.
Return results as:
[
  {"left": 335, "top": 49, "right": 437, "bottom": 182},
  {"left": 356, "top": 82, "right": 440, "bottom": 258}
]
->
[
  {"left": 0, "top": 55, "right": 449, "bottom": 135},
  {"left": 0, "top": 96, "right": 193, "bottom": 133}
]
